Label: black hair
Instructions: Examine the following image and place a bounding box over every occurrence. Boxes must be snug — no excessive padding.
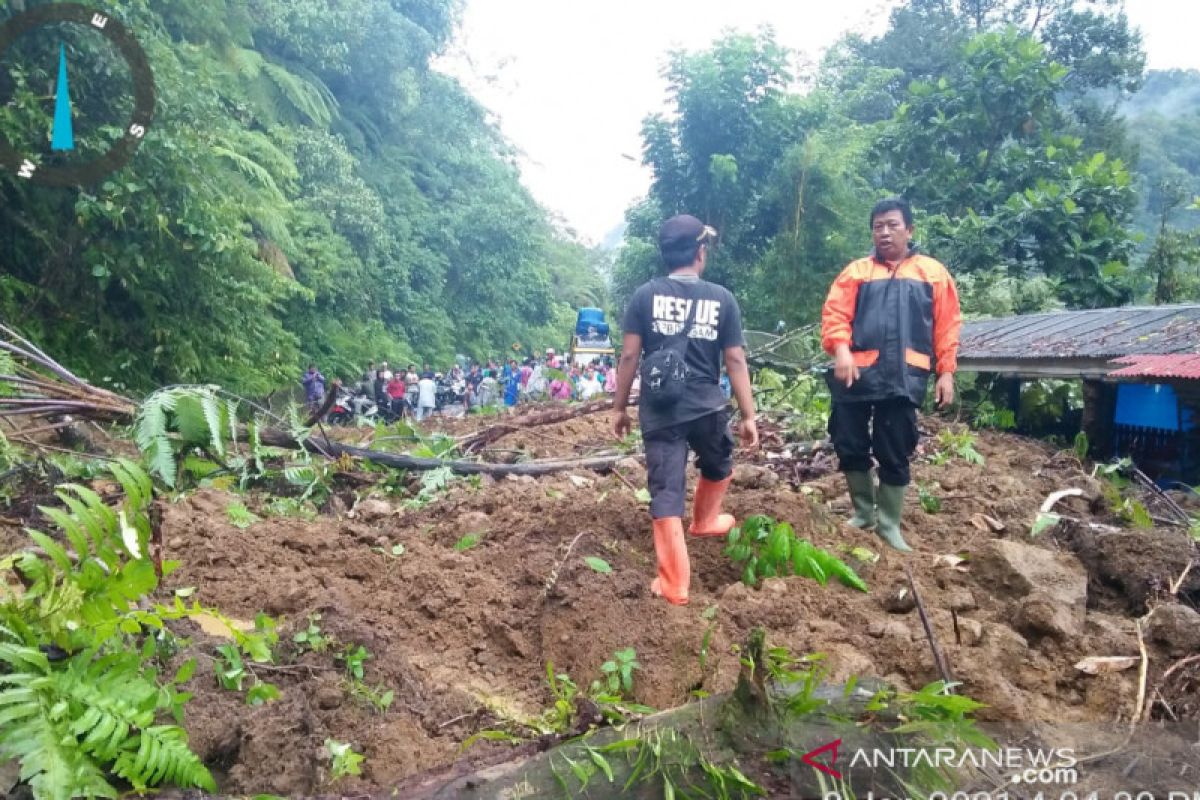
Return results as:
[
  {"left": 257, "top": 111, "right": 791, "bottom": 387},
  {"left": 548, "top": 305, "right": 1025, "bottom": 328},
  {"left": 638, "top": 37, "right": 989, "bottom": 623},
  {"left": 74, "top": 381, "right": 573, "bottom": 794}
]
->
[
  {"left": 662, "top": 242, "right": 703, "bottom": 270},
  {"left": 870, "top": 198, "right": 913, "bottom": 229}
]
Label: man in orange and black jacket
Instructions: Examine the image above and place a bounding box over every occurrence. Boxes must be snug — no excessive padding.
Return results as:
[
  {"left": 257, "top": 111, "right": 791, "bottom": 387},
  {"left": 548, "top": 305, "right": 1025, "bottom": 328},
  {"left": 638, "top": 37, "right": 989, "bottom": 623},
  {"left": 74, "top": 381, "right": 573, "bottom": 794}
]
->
[{"left": 820, "top": 198, "right": 962, "bottom": 552}]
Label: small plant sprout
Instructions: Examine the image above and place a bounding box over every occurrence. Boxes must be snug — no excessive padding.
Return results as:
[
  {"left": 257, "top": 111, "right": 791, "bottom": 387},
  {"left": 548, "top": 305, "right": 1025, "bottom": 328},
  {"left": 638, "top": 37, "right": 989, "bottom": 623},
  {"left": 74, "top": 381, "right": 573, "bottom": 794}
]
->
[
  {"left": 293, "top": 613, "right": 330, "bottom": 653},
  {"left": 324, "top": 739, "right": 365, "bottom": 780},
  {"left": 918, "top": 483, "right": 942, "bottom": 514},
  {"left": 594, "top": 647, "right": 641, "bottom": 697},
  {"left": 339, "top": 644, "right": 371, "bottom": 680}
]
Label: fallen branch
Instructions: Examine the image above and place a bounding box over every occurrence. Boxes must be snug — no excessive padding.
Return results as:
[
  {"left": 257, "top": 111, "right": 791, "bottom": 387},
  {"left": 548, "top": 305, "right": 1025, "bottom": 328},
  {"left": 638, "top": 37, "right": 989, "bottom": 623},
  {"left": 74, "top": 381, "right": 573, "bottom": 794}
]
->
[
  {"left": 256, "top": 426, "right": 635, "bottom": 476},
  {"left": 1132, "top": 466, "right": 1190, "bottom": 524},
  {"left": 905, "top": 564, "right": 953, "bottom": 685},
  {"left": 459, "top": 396, "right": 632, "bottom": 453}
]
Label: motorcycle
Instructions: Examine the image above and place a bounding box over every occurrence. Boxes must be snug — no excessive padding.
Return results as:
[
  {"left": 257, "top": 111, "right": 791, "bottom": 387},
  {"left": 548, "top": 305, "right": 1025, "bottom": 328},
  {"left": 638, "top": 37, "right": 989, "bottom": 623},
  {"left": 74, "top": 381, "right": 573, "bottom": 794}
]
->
[
  {"left": 436, "top": 378, "right": 467, "bottom": 416},
  {"left": 327, "top": 389, "right": 378, "bottom": 425}
]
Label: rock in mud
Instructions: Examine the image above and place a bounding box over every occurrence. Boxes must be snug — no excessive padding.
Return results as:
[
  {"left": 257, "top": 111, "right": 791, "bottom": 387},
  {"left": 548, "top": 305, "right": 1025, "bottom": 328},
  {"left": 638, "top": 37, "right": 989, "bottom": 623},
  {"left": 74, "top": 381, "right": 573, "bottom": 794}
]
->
[
  {"left": 867, "top": 619, "right": 911, "bottom": 639},
  {"left": 732, "top": 464, "right": 780, "bottom": 490},
  {"left": 1146, "top": 604, "right": 1200, "bottom": 657},
  {"left": 879, "top": 582, "right": 917, "bottom": 614},
  {"left": 316, "top": 683, "right": 343, "bottom": 710},
  {"left": 957, "top": 617, "right": 984, "bottom": 646},
  {"left": 1065, "top": 528, "right": 1200, "bottom": 614},
  {"left": 1014, "top": 591, "right": 1082, "bottom": 640},
  {"left": 353, "top": 498, "right": 393, "bottom": 522},
  {"left": 973, "top": 539, "right": 1087, "bottom": 613}
]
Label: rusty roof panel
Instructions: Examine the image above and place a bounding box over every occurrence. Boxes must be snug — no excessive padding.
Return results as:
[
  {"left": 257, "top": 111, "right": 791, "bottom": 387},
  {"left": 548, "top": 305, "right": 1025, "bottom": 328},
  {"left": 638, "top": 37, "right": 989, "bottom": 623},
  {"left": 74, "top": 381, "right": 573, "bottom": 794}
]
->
[
  {"left": 959, "top": 305, "right": 1200, "bottom": 361},
  {"left": 1108, "top": 354, "right": 1200, "bottom": 380}
]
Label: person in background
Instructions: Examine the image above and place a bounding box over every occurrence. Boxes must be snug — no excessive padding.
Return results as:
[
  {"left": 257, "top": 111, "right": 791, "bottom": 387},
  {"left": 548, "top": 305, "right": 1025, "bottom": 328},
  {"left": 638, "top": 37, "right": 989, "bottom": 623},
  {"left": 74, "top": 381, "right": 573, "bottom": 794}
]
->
[
  {"left": 301, "top": 364, "right": 326, "bottom": 414},
  {"left": 504, "top": 365, "right": 521, "bottom": 407},
  {"left": 465, "top": 364, "right": 483, "bottom": 410},
  {"left": 416, "top": 371, "right": 437, "bottom": 421},
  {"left": 821, "top": 197, "right": 961, "bottom": 552},
  {"left": 604, "top": 363, "right": 617, "bottom": 394},
  {"left": 379, "top": 361, "right": 393, "bottom": 382},
  {"left": 550, "top": 373, "right": 572, "bottom": 401},
  {"left": 386, "top": 371, "right": 408, "bottom": 418},
  {"left": 579, "top": 368, "right": 603, "bottom": 400},
  {"left": 360, "top": 361, "right": 377, "bottom": 397},
  {"left": 478, "top": 369, "right": 499, "bottom": 408}
]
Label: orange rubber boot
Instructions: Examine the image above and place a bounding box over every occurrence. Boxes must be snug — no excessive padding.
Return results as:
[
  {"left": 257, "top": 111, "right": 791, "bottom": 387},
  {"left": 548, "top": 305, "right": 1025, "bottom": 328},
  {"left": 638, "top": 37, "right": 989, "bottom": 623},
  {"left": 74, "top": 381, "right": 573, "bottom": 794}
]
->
[
  {"left": 688, "top": 476, "right": 736, "bottom": 537},
  {"left": 650, "top": 517, "right": 689, "bottom": 605}
]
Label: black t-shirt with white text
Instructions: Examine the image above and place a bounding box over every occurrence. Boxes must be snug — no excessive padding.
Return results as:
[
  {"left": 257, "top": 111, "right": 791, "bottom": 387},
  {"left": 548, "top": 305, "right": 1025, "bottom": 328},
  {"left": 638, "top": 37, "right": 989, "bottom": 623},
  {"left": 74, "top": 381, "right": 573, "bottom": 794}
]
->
[{"left": 622, "top": 274, "right": 745, "bottom": 433}]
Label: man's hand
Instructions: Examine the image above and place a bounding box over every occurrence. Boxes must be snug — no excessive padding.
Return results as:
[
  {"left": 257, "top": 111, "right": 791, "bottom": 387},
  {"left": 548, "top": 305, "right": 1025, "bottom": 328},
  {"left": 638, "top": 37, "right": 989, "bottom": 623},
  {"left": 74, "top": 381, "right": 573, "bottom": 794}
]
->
[
  {"left": 833, "top": 344, "right": 859, "bottom": 388},
  {"left": 935, "top": 373, "right": 955, "bottom": 407},
  {"left": 613, "top": 410, "right": 633, "bottom": 439},
  {"left": 739, "top": 417, "right": 759, "bottom": 450}
]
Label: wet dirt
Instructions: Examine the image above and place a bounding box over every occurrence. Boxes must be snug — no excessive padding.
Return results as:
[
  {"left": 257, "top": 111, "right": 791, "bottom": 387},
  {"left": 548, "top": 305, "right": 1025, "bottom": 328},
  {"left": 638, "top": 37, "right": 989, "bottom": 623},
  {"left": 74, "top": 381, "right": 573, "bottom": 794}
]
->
[{"left": 7, "top": 409, "right": 1199, "bottom": 797}]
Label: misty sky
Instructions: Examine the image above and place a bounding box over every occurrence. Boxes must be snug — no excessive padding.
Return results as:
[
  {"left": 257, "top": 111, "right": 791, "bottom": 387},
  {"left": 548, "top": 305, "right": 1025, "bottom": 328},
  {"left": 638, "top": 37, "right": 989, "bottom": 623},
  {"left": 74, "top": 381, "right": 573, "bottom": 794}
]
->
[{"left": 437, "top": 0, "right": 1200, "bottom": 244}]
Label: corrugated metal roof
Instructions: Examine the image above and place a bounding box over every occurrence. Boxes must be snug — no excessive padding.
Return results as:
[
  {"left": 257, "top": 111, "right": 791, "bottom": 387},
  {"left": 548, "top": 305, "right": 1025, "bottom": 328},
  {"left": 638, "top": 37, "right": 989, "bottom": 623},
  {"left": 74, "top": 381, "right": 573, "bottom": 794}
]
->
[
  {"left": 959, "top": 304, "right": 1200, "bottom": 360},
  {"left": 1108, "top": 354, "right": 1200, "bottom": 379}
]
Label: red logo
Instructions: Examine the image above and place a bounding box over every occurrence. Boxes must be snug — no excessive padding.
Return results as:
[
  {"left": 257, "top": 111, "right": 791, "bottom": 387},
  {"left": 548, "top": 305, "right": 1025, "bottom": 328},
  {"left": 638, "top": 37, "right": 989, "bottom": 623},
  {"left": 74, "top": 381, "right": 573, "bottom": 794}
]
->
[{"left": 800, "top": 738, "right": 843, "bottom": 779}]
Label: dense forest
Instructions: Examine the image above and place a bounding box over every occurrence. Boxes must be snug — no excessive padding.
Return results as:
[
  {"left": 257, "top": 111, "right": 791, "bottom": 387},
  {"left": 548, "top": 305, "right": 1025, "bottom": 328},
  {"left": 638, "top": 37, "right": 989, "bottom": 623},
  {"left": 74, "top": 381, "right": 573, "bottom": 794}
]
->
[
  {"left": 614, "top": 0, "right": 1200, "bottom": 328},
  {"left": 0, "top": 0, "right": 606, "bottom": 396},
  {"left": 3, "top": 0, "right": 1199, "bottom": 397}
]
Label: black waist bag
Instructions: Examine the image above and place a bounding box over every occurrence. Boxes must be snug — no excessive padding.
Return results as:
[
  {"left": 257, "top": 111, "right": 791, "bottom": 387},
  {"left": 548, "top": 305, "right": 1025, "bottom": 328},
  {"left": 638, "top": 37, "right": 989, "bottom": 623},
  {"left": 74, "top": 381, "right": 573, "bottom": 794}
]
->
[{"left": 639, "top": 289, "right": 696, "bottom": 409}]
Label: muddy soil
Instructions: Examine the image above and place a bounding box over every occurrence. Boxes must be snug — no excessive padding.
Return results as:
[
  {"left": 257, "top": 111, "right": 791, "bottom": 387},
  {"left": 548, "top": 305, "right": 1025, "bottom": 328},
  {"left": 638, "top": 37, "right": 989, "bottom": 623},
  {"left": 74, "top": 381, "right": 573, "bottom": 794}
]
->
[{"left": 6, "top": 409, "right": 1199, "bottom": 797}]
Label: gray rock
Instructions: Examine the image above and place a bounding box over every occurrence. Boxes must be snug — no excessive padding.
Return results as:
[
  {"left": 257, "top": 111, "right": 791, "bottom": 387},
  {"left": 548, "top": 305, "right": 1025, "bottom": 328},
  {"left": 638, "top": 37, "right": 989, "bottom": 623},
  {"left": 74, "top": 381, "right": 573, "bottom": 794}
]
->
[
  {"left": 1147, "top": 604, "right": 1200, "bottom": 657},
  {"left": 353, "top": 498, "right": 393, "bottom": 522},
  {"left": 1013, "top": 592, "right": 1081, "bottom": 640},
  {"left": 973, "top": 539, "right": 1087, "bottom": 632}
]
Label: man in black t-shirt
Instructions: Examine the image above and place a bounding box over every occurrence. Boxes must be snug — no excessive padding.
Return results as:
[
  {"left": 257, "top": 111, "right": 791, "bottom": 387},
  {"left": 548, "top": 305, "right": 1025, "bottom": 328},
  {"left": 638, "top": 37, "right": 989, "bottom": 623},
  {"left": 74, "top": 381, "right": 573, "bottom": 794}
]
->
[{"left": 613, "top": 215, "right": 759, "bottom": 606}]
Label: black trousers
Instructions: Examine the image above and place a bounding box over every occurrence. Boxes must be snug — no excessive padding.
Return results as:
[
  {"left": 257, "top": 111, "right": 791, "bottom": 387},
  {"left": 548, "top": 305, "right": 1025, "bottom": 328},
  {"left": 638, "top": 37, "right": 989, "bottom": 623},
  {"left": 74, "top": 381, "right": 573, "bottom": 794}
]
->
[
  {"left": 828, "top": 398, "right": 918, "bottom": 486},
  {"left": 643, "top": 410, "right": 735, "bottom": 519}
]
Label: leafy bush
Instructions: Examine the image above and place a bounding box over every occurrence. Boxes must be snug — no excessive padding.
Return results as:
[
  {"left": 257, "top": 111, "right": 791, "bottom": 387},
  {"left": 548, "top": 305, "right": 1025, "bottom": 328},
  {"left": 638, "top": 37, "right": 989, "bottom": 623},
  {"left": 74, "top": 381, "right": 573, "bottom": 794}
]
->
[
  {"left": 930, "top": 428, "right": 985, "bottom": 465},
  {"left": 724, "top": 515, "right": 868, "bottom": 592},
  {"left": 0, "top": 460, "right": 217, "bottom": 797}
]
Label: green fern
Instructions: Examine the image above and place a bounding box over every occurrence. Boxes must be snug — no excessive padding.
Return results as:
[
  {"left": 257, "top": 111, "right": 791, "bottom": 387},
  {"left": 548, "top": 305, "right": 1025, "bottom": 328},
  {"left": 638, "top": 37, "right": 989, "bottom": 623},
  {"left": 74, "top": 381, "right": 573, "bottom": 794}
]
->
[
  {"left": 136, "top": 386, "right": 234, "bottom": 487},
  {"left": 0, "top": 460, "right": 218, "bottom": 798},
  {"left": 212, "top": 145, "right": 286, "bottom": 201}
]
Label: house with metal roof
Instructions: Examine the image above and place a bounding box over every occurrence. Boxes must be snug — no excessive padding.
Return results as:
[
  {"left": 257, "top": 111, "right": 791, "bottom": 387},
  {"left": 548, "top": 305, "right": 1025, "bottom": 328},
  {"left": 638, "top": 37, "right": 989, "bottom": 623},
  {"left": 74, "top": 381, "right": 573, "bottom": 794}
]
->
[{"left": 958, "top": 304, "right": 1200, "bottom": 481}]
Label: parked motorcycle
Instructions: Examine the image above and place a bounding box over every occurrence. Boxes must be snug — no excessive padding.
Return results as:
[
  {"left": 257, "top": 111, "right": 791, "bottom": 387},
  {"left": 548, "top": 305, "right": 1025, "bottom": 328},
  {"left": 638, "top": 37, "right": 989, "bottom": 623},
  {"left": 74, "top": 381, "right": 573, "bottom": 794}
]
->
[{"left": 327, "top": 389, "right": 378, "bottom": 425}]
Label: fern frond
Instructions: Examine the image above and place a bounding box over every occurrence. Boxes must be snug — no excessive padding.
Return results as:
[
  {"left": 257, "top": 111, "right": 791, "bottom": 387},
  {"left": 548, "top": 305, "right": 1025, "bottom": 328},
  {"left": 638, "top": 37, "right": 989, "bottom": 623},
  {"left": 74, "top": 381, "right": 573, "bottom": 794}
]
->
[
  {"left": 115, "top": 725, "right": 216, "bottom": 792},
  {"left": 200, "top": 391, "right": 224, "bottom": 458},
  {"left": 261, "top": 61, "right": 338, "bottom": 127},
  {"left": 212, "top": 145, "right": 286, "bottom": 201}
]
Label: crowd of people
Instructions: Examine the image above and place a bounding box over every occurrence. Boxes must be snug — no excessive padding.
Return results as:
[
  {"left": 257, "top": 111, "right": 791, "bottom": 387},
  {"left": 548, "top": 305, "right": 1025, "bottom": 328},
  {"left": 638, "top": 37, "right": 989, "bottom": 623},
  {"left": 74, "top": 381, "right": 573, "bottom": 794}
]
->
[{"left": 301, "top": 347, "right": 664, "bottom": 422}]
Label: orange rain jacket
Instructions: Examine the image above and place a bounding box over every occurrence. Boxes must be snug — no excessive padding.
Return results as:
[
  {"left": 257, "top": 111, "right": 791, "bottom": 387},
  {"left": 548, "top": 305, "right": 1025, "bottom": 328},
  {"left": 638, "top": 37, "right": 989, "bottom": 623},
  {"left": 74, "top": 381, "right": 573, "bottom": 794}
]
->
[{"left": 821, "top": 246, "right": 962, "bottom": 406}]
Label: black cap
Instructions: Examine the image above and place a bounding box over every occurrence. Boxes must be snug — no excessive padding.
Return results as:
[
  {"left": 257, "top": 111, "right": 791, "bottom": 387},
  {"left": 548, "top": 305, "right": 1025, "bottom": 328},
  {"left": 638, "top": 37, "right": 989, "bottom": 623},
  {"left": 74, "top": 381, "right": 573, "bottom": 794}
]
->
[{"left": 658, "top": 214, "right": 716, "bottom": 252}]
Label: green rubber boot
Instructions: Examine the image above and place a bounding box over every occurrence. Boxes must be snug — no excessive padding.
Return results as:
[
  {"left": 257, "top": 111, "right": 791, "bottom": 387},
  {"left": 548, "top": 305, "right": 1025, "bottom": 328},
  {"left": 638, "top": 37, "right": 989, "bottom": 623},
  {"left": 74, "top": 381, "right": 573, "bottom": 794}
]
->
[
  {"left": 844, "top": 470, "right": 877, "bottom": 530},
  {"left": 875, "top": 482, "right": 913, "bottom": 553}
]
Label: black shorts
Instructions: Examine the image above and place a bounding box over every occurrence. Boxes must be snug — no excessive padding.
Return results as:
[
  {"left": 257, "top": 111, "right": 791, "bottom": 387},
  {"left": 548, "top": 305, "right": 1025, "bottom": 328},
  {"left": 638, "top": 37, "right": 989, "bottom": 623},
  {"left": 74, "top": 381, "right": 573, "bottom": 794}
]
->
[{"left": 642, "top": 409, "right": 735, "bottom": 519}]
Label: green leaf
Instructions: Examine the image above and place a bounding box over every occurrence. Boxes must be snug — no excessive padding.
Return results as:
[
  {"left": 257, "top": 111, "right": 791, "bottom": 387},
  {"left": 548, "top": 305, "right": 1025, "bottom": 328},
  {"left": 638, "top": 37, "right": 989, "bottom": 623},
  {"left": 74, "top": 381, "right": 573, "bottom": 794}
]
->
[
  {"left": 246, "top": 682, "right": 281, "bottom": 706},
  {"left": 634, "top": 488, "right": 651, "bottom": 504},
  {"left": 1030, "top": 512, "right": 1059, "bottom": 537},
  {"left": 174, "top": 659, "right": 197, "bottom": 685},
  {"left": 454, "top": 532, "right": 483, "bottom": 551},
  {"left": 584, "top": 556, "right": 612, "bottom": 574}
]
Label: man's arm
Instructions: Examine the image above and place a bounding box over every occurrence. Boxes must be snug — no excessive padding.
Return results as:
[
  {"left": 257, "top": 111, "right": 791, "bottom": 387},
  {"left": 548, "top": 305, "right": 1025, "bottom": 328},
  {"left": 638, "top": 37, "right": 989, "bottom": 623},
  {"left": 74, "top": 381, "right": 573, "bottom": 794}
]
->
[
  {"left": 821, "top": 264, "right": 863, "bottom": 388},
  {"left": 724, "top": 346, "right": 759, "bottom": 449},
  {"left": 612, "top": 332, "right": 641, "bottom": 438},
  {"left": 932, "top": 270, "right": 963, "bottom": 406}
]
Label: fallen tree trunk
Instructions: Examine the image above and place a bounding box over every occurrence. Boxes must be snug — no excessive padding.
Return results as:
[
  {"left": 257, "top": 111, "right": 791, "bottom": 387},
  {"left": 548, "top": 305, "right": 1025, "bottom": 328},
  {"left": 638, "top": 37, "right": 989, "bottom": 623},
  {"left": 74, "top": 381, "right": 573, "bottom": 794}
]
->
[
  {"left": 257, "top": 427, "right": 636, "bottom": 476},
  {"left": 460, "top": 396, "right": 633, "bottom": 453}
]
